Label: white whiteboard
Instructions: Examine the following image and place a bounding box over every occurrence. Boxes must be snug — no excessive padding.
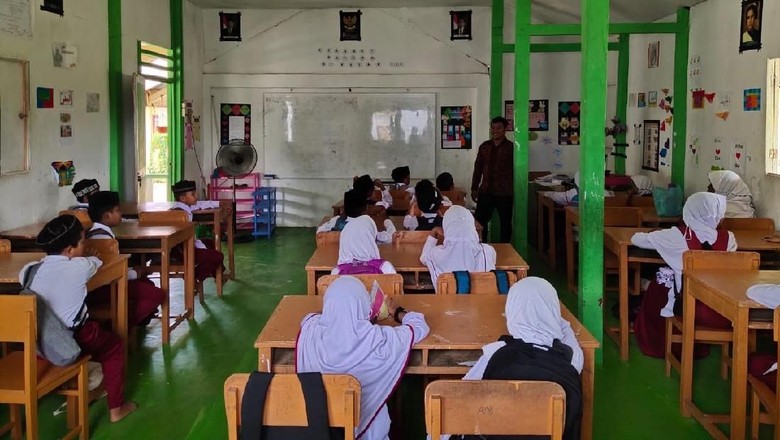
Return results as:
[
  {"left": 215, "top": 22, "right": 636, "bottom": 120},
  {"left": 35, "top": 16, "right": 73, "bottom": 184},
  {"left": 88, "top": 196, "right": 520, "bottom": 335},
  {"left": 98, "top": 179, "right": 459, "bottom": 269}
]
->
[
  {"left": 0, "top": 0, "right": 32, "bottom": 37},
  {"left": 263, "top": 93, "right": 436, "bottom": 179}
]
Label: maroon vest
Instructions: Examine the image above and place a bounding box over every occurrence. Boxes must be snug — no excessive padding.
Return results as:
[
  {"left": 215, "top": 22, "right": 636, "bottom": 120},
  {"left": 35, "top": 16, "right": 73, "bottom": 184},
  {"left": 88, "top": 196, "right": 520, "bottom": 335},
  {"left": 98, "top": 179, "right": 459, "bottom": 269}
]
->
[{"left": 677, "top": 226, "right": 729, "bottom": 251}]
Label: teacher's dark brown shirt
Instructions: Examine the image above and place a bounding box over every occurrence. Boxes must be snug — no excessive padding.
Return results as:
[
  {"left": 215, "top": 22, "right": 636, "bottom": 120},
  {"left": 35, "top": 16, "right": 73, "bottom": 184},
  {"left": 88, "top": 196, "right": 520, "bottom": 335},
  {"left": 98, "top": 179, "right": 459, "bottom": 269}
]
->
[{"left": 471, "top": 138, "right": 514, "bottom": 197}]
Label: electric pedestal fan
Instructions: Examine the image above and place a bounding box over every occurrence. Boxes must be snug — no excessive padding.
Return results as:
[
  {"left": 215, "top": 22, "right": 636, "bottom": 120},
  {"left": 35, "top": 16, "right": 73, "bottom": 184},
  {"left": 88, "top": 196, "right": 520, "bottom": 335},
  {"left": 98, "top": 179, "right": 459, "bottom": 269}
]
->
[{"left": 215, "top": 139, "right": 258, "bottom": 242}]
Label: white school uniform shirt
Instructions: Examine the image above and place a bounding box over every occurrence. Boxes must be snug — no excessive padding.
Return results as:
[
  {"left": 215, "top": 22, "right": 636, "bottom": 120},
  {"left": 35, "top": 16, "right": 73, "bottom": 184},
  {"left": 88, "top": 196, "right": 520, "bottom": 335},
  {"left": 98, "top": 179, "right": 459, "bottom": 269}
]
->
[
  {"left": 402, "top": 212, "right": 439, "bottom": 231},
  {"left": 20, "top": 255, "right": 103, "bottom": 327},
  {"left": 439, "top": 194, "right": 453, "bottom": 207},
  {"left": 317, "top": 216, "right": 395, "bottom": 244},
  {"left": 88, "top": 222, "right": 138, "bottom": 280},
  {"left": 68, "top": 202, "right": 89, "bottom": 210},
  {"left": 171, "top": 200, "right": 221, "bottom": 249}
]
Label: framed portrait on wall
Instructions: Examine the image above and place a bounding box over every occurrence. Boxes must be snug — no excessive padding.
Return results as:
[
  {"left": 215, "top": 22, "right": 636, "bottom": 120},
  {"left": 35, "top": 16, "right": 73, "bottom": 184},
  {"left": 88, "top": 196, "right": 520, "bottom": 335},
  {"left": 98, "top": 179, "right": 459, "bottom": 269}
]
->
[
  {"left": 450, "top": 10, "right": 472, "bottom": 41},
  {"left": 340, "top": 10, "right": 362, "bottom": 41},
  {"left": 219, "top": 12, "right": 242, "bottom": 42},
  {"left": 739, "top": 0, "right": 762, "bottom": 53},
  {"left": 642, "top": 120, "right": 660, "bottom": 172}
]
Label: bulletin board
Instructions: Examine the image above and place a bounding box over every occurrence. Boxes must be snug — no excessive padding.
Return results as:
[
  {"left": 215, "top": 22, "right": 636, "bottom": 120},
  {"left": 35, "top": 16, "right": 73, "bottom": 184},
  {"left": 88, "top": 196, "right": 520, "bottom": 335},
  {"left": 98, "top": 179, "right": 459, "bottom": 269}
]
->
[{"left": 0, "top": 57, "right": 30, "bottom": 174}]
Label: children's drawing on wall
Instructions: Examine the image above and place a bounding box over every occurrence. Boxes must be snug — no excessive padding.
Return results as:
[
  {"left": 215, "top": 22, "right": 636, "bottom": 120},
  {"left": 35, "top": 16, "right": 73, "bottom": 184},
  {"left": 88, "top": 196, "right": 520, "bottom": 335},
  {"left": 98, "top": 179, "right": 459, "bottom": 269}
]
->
[
  {"left": 689, "top": 135, "right": 701, "bottom": 165},
  {"left": 648, "top": 41, "right": 660, "bottom": 68},
  {"left": 441, "top": 106, "right": 472, "bottom": 149},
  {"left": 41, "top": 0, "right": 63, "bottom": 16},
  {"left": 715, "top": 111, "right": 730, "bottom": 121},
  {"left": 529, "top": 99, "right": 549, "bottom": 131},
  {"left": 557, "top": 101, "right": 580, "bottom": 145},
  {"left": 36, "top": 87, "right": 53, "bottom": 109},
  {"left": 86, "top": 93, "right": 100, "bottom": 113},
  {"left": 637, "top": 93, "right": 647, "bottom": 108},
  {"left": 648, "top": 91, "right": 658, "bottom": 107},
  {"left": 718, "top": 92, "right": 732, "bottom": 110},
  {"left": 642, "top": 120, "right": 660, "bottom": 172},
  {"left": 340, "top": 10, "right": 361, "bottom": 41},
  {"left": 504, "top": 100, "right": 514, "bottom": 131},
  {"left": 220, "top": 103, "right": 251, "bottom": 145},
  {"left": 740, "top": 0, "right": 762, "bottom": 53},
  {"left": 60, "top": 90, "right": 73, "bottom": 107},
  {"left": 744, "top": 88, "right": 761, "bottom": 111},
  {"left": 659, "top": 138, "right": 671, "bottom": 167},
  {"left": 51, "top": 161, "right": 75, "bottom": 186},
  {"left": 450, "top": 10, "right": 472, "bottom": 41},
  {"left": 59, "top": 113, "right": 73, "bottom": 147},
  {"left": 733, "top": 142, "right": 747, "bottom": 173},
  {"left": 219, "top": 12, "right": 241, "bottom": 42},
  {"left": 52, "top": 42, "right": 77, "bottom": 68},
  {"left": 713, "top": 137, "right": 723, "bottom": 164}
]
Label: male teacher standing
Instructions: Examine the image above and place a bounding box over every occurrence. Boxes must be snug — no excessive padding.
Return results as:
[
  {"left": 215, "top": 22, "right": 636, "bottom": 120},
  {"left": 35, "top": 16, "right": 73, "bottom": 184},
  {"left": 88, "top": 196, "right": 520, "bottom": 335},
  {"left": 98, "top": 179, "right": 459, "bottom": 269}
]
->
[{"left": 471, "top": 116, "right": 514, "bottom": 242}]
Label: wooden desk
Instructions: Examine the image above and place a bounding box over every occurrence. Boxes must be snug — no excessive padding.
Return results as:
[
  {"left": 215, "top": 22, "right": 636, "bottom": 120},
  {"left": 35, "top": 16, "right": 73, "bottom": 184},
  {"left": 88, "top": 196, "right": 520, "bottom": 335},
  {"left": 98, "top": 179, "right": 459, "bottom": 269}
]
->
[
  {"left": 0, "top": 252, "right": 131, "bottom": 351},
  {"left": 681, "top": 270, "right": 780, "bottom": 440},
  {"left": 638, "top": 207, "right": 681, "bottom": 227},
  {"left": 537, "top": 192, "right": 563, "bottom": 270},
  {"left": 304, "top": 243, "right": 529, "bottom": 295},
  {"left": 319, "top": 215, "right": 406, "bottom": 232},
  {"left": 254, "top": 294, "right": 599, "bottom": 440},
  {"left": 122, "top": 201, "right": 236, "bottom": 280}
]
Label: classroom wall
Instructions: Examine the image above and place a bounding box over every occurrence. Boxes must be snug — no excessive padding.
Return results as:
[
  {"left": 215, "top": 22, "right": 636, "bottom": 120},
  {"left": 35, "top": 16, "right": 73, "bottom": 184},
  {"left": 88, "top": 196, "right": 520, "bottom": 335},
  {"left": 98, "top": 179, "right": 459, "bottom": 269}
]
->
[
  {"left": 183, "top": 0, "right": 207, "bottom": 190},
  {"left": 0, "top": 0, "right": 109, "bottom": 230},
  {"left": 687, "top": 0, "right": 780, "bottom": 223},
  {"left": 199, "top": 6, "right": 491, "bottom": 227}
]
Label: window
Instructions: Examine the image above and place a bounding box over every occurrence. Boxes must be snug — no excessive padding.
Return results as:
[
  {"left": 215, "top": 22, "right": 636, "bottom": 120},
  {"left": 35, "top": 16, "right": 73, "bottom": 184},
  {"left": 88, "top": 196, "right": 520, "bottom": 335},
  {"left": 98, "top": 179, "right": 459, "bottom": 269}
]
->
[
  {"left": 0, "top": 57, "right": 30, "bottom": 175},
  {"left": 137, "top": 41, "right": 173, "bottom": 84},
  {"left": 766, "top": 58, "right": 780, "bottom": 175}
]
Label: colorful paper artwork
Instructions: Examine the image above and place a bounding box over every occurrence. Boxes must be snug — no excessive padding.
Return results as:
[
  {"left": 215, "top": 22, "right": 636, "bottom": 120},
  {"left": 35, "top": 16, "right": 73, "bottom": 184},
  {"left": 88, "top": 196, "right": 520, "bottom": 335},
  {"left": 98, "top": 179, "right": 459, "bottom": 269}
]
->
[
  {"left": 714, "top": 137, "right": 723, "bottom": 163},
  {"left": 659, "top": 138, "right": 671, "bottom": 167},
  {"left": 689, "top": 135, "right": 701, "bottom": 165},
  {"left": 60, "top": 90, "right": 73, "bottom": 107},
  {"left": 744, "top": 88, "right": 761, "bottom": 111},
  {"left": 715, "top": 111, "right": 730, "bottom": 121},
  {"left": 51, "top": 161, "right": 75, "bottom": 186},
  {"left": 691, "top": 90, "right": 716, "bottom": 109},
  {"left": 441, "top": 106, "right": 472, "bottom": 149},
  {"left": 529, "top": 99, "right": 549, "bottom": 131},
  {"left": 557, "top": 101, "right": 580, "bottom": 145},
  {"left": 37, "top": 87, "right": 54, "bottom": 108},
  {"left": 705, "top": 93, "right": 716, "bottom": 103},
  {"left": 733, "top": 142, "right": 747, "bottom": 173},
  {"left": 220, "top": 103, "right": 251, "bottom": 145}
]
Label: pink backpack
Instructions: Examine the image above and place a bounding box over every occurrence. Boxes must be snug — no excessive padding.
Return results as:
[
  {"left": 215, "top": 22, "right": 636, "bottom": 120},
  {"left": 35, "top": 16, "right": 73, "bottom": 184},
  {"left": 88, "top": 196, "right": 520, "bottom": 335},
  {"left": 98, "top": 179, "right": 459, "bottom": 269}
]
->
[{"left": 336, "top": 259, "right": 386, "bottom": 275}]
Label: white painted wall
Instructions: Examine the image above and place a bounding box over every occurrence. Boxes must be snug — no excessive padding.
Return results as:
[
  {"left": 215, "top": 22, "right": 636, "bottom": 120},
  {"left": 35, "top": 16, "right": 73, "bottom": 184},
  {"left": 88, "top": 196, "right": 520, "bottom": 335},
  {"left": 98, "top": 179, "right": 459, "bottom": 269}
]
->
[
  {"left": 687, "top": 0, "right": 780, "bottom": 223},
  {"left": 199, "top": 6, "right": 491, "bottom": 226},
  {"left": 183, "top": 0, "right": 207, "bottom": 188},
  {"left": 0, "top": 0, "right": 109, "bottom": 230}
]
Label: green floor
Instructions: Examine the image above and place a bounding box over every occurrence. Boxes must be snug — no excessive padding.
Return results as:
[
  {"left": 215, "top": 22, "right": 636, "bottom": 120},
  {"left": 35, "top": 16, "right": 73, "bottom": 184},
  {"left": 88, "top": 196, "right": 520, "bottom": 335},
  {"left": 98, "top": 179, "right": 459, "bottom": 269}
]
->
[{"left": 5, "top": 228, "right": 774, "bottom": 439}]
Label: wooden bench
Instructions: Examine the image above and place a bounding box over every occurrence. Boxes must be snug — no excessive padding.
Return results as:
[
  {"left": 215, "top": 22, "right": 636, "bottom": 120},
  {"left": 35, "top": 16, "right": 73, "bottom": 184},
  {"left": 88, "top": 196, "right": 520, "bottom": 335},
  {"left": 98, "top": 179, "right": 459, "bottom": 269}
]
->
[
  {"left": 316, "top": 274, "right": 404, "bottom": 296},
  {"left": 58, "top": 210, "right": 92, "bottom": 228}
]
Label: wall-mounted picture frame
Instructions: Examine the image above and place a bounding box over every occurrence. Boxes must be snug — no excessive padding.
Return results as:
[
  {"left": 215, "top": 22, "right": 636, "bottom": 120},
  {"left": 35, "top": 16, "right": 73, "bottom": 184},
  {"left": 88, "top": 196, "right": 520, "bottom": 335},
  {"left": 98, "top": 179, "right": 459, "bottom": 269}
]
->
[
  {"left": 441, "top": 106, "right": 472, "bottom": 149},
  {"left": 219, "top": 12, "right": 242, "bottom": 42},
  {"left": 504, "top": 100, "right": 514, "bottom": 131},
  {"left": 739, "top": 0, "right": 762, "bottom": 53},
  {"left": 450, "top": 10, "right": 472, "bottom": 41},
  {"left": 340, "top": 10, "right": 362, "bottom": 41},
  {"left": 648, "top": 41, "right": 660, "bottom": 68},
  {"left": 642, "top": 120, "right": 660, "bottom": 172}
]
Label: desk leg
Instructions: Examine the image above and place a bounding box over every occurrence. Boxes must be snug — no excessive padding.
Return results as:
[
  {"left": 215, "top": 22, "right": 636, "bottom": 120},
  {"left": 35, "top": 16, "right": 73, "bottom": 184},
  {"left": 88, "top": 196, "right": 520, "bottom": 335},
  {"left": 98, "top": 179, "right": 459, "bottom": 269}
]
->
[
  {"left": 566, "top": 217, "right": 575, "bottom": 294},
  {"left": 227, "top": 213, "right": 235, "bottom": 280},
  {"left": 116, "top": 271, "right": 128, "bottom": 356},
  {"left": 185, "top": 236, "right": 195, "bottom": 316},
  {"left": 537, "top": 194, "right": 544, "bottom": 253},
  {"left": 619, "top": 245, "right": 629, "bottom": 361},
  {"left": 680, "top": 284, "right": 696, "bottom": 417},
  {"left": 549, "top": 205, "right": 557, "bottom": 270},
  {"left": 160, "top": 250, "right": 171, "bottom": 344},
  {"left": 730, "top": 308, "right": 749, "bottom": 440},
  {"left": 307, "top": 270, "right": 316, "bottom": 295},
  {"left": 258, "top": 348, "right": 272, "bottom": 372},
  {"left": 214, "top": 212, "right": 224, "bottom": 297},
  {"left": 581, "top": 347, "right": 595, "bottom": 440}
]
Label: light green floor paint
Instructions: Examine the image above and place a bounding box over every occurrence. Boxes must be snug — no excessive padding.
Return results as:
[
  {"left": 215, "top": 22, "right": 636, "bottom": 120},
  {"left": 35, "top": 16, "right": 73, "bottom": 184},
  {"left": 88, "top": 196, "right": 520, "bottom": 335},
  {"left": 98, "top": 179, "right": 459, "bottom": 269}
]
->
[{"left": 4, "top": 228, "right": 774, "bottom": 439}]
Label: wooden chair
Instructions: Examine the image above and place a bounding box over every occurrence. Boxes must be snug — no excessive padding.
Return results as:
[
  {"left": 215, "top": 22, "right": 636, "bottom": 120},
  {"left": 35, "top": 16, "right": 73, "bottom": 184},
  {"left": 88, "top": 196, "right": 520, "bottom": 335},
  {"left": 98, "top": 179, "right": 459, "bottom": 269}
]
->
[
  {"left": 316, "top": 274, "right": 404, "bottom": 296},
  {"left": 224, "top": 373, "right": 361, "bottom": 440},
  {"left": 436, "top": 271, "right": 519, "bottom": 295},
  {"left": 666, "top": 251, "right": 761, "bottom": 377},
  {"left": 629, "top": 195, "right": 656, "bottom": 207},
  {"left": 425, "top": 380, "right": 565, "bottom": 439},
  {"left": 389, "top": 189, "right": 412, "bottom": 212},
  {"left": 0, "top": 239, "right": 10, "bottom": 253},
  {"left": 316, "top": 231, "right": 341, "bottom": 248},
  {"left": 720, "top": 217, "right": 776, "bottom": 232},
  {"left": 441, "top": 189, "right": 467, "bottom": 206},
  {"left": 0, "top": 295, "right": 89, "bottom": 440},
  {"left": 59, "top": 210, "right": 92, "bottom": 229},
  {"left": 749, "top": 307, "right": 780, "bottom": 438},
  {"left": 393, "top": 230, "right": 432, "bottom": 244},
  {"left": 604, "top": 194, "right": 630, "bottom": 207},
  {"left": 84, "top": 238, "right": 121, "bottom": 325}
]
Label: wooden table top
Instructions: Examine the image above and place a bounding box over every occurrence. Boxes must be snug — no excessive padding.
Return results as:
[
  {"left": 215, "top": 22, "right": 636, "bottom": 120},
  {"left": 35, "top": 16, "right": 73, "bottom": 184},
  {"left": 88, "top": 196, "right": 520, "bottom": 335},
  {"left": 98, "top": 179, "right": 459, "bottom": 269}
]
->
[
  {"left": 0, "top": 252, "right": 129, "bottom": 285},
  {"left": 686, "top": 270, "right": 780, "bottom": 309},
  {"left": 305, "top": 243, "right": 529, "bottom": 273},
  {"left": 638, "top": 207, "right": 681, "bottom": 224},
  {"left": 603, "top": 227, "right": 780, "bottom": 252},
  {"left": 119, "top": 202, "right": 175, "bottom": 217},
  {"left": 1, "top": 221, "right": 191, "bottom": 240},
  {"left": 255, "top": 295, "right": 599, "bottom": 350}
]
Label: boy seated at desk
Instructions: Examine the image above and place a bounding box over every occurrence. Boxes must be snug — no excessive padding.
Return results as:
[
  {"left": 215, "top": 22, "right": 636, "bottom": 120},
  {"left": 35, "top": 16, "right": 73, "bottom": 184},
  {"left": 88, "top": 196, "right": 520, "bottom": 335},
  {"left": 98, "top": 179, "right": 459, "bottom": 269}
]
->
[
  {"left": 171, "top": 180, "right": 225, "bottom": 285},
  {"left": 318, "top": 189, "right": 396, "bottom": 244},
  {"left": 354, "top": 174, "right": 393, "bottom": 209},
  {"left": 20, "top": 215, "right": 137, "bottom": 422},
  {"left": 87, "top": 191, "right": 165, "bottom": 326},
  {"left": 69, "top": 178, "right": 100, "bottom": 210},
  {"left": 403, "top": 180, "right": 443, "bottom": 231},
  {"left": 390, "top": 165, "right": 415, "bottom": 195}
]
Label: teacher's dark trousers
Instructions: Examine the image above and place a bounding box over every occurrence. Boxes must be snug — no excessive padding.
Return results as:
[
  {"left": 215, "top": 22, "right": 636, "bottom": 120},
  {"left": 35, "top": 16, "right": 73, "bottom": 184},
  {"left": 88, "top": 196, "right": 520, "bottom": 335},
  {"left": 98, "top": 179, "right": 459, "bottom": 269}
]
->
[{"left": 474, "top": 193, "right": 513, "bottom": 243}]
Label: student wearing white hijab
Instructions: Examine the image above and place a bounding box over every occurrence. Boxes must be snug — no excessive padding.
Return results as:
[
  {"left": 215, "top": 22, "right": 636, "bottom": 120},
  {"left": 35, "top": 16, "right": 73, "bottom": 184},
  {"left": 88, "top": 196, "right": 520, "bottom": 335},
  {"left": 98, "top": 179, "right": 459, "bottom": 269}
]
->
[
  {"left": 707, "top": 170, "right": 755, "bottom": 218},
  {"left": 631, "top": 175, "right": 654, "bottom": 196},
  {"left": 631, "top": 192, "right": 736, "bottom": 358},
  {"left": 332, "top": 215, "right": 396, "bottom": 275},
  {"left": 420, "top": 205, "right": 496, "bottom": 289},
  {"left": 297, "top": 277, "right": 430, "bottom": 440}
]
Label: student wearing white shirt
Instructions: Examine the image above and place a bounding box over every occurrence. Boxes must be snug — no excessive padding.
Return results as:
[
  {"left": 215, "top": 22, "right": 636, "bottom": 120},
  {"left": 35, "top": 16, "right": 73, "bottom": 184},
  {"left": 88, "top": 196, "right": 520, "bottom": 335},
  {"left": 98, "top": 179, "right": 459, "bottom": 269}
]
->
[
  {"left": 403, "top": 180, "right": 444, "bottom": 231},
  {"left": 331, "top": 216, "right": 396, "bottom": 275},
  {"left": 171, "top": 180, "right": 224, "bottom": 283},
  {"left": 390, "top": 166, "right": 415, "bottom": 196},
  {"left": 354, "top": 174, "right": 393, "bottom": 208},
  {"left": 317, "top": 189, "right": 395, "bottom": 244}
]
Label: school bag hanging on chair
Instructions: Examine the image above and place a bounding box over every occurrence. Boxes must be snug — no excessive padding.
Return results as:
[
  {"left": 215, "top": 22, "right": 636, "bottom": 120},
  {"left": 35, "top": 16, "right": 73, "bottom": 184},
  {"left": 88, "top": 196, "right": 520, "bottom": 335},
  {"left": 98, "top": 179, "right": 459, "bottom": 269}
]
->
[{"left": 452, "top": 270, "right": 512, "bottom": 294}]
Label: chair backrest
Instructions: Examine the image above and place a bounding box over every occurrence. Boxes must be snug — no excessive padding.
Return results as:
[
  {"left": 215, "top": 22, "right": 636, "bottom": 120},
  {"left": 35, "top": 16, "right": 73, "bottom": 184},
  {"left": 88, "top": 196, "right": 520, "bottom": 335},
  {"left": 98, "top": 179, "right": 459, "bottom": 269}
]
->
[
  {"left": 441, "top": 190, "right": 467, "bottom": 206},
  {"left": 0, "top": 239, "right": 10, "bottom": 253},
  {"left": 604, "top": 207, "right": 643, "bottom": 227},
  {"left": 0, "top": 295, "right": 36, "bottom": 396},
  {"left": 393, "top": 230, "right": 432, "bottom": 244},
  {"left": 682, "top": 250, "right": 761, "bottom": 271},
  {"left": 436, "top": 271, "right": 519, "bottom": 295},
  {"left": 84, "top": 238, "right": 120, "bottom": 257},
  {"left": 59, "top": 210, "right": 93, "bottom": 228},
  {"left": 223, "top": 373, "right": 361, "bottom": 440},
  {"left": 389, "top": 190, "right": 411, "bottom": 211},
  {"left": 368, "top": 189, "right": 382, "bottom": 203},
  {"left": 316, "top": 274, "right": 404, "bottom": 295},
  {"left": 604, "top": 194, "right": 630, "bottom": 207},
  {"left": 628, "top": 195, "right": 655, "bottom": 207},
  {"left": 719, "top": 217, "right": 776, "bottom": 232},
  {"left": 316, "top": 231, "right": 341, "bottom": 248},
  {"left": 425, "top": 380, "right": 565, "bottom": 439},
  {"left": 139, "top": 210, "right": 189, "bottom": 226}
]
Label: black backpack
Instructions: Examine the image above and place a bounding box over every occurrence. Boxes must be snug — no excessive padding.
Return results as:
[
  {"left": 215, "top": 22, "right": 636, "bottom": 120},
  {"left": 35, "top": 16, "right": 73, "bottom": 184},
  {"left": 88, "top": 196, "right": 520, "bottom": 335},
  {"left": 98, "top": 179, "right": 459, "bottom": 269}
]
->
[{"left": 240, "top": 372, "right": 345, "bottom": 440}]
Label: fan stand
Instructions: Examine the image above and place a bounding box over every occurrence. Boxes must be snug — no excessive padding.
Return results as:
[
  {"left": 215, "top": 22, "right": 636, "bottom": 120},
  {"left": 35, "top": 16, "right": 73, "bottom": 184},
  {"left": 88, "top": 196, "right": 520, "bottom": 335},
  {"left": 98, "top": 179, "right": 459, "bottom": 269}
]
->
[{"left": 230, "top": 176, "right": 254, "bottom": 243}]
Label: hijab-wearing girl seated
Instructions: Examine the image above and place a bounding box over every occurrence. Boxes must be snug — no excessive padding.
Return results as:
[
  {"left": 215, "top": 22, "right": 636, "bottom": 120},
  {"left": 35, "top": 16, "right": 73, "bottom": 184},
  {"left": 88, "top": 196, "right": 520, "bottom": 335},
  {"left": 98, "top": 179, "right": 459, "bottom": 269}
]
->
[
  {"left": 332, "top": 215, "right": 396, "bottom": 275},
  {"left": 707, "top": 169, "right": 755, "bottom": 218},
  {"left": 438, "top": 277, "right": 583, "bottom": 440},
  {"left": 631, "top": 192, "right": 736, "bottom": 358},
  {"left": 420, "top": 205, "right": 496, "bottom": 289},
  {"left": 297, "top": 276, "right": 430, "bottom": 440}
]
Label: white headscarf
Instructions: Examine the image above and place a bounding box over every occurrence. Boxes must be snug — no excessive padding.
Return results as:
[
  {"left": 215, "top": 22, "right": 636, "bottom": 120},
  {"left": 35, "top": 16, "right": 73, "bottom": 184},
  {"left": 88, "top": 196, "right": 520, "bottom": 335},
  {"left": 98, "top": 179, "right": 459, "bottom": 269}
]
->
[
  {"left": 423, "top": 205, "right": 496, "bottom": 287},
  {"left": 631, "top": 175, "right": 654, "bottom": 195},
  {"left": 708, "top": 170, "right": 755, "bottom": 218},
  {"left": 296, "top": 277, "right": 414, "bottom": 438},
  {"left": 505, "top": 277, "right": 565, "bottom": 347},
  {"left": 338, "top": 215, "right": 381, "bottom": 264}
]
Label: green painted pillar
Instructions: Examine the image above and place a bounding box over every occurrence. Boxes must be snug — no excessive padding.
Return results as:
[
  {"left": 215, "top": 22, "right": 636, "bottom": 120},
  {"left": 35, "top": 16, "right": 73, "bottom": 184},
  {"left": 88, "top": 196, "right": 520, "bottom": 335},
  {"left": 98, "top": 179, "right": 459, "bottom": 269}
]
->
[
  {"left": 512, "top": 0, "right": 531, "bottom": 256},
  {"left": 613, "top": 34, "right": 630, "bottom": 175},
  {"left": 168, "top": 0, "right": 184, "bottom": 188},
  {"left": 672, "top": 8, "right": 690, "bottom": 190},
  {"left": 579, "top": 0, "right": 610, "bottom": 359},
  {"left": 108, "top": 0, "right": 122, "bottom": 192},
  {"left": 489, "top": 0, "right": 504, "bottom": 118}
]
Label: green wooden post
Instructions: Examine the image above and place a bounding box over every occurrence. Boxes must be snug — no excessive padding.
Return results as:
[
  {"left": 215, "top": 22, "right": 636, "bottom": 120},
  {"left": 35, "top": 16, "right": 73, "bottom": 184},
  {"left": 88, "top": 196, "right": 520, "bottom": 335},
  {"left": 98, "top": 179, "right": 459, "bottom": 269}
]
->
[
  {"left": 503, "top": 42, "right": 619, "bottom": 53},
  {"left": 672, "top": 8, "right": 690, "bottom": 190},
  {"left": 613, "top": 34, "right": 630, "bottom": 175},
  {"left": 512, "top": 0, "right": 531, "bottom": 256},
  {"left": 489, "top": 0, "right": 504, "bottom": 118},
  {"left": 169, "top": 0, "right": 184, "bottom": 188},
  {"left": 108, "top": 0, "right": 122, "bottom": 192},
  {"left": 579, "top": 0, "right": 610, "bottom": 360}
]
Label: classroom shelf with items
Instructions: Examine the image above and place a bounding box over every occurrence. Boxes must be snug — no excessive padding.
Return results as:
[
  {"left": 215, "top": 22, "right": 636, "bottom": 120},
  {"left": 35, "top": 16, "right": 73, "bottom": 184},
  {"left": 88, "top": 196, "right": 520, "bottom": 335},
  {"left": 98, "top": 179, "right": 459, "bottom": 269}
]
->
[
  {"left": 209, "top": 172, "right": 261, "bottom": 232},
  {"left": 253, "top": 187, "right": 277, "bottom": 238}
]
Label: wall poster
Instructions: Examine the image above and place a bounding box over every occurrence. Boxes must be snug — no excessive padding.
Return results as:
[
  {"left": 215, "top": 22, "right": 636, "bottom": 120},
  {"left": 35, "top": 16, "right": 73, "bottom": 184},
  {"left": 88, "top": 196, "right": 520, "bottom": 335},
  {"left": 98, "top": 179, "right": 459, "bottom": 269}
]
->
[
  {"left": 642, "top": 120, "right": 661, "bottom": 172},
  {"left": 529, "top": 99, "right": 549, "bottom": 131},
  {"left": 220, "top": 103, "right": 251, "bottom": 145},
  {"left": 557, "top": 101, "right": 580, "bottom": 145},
  {"left": 441, "top": 106, "right": 472, "bottom": 149}
]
